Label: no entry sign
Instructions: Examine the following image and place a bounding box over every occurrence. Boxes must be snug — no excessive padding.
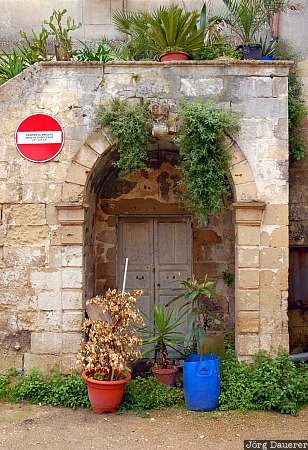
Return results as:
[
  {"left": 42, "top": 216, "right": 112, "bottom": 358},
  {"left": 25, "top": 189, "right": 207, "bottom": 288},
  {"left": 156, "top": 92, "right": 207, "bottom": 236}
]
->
[{"left": 15, "top": 114, "right": 64, "bottom": 162}]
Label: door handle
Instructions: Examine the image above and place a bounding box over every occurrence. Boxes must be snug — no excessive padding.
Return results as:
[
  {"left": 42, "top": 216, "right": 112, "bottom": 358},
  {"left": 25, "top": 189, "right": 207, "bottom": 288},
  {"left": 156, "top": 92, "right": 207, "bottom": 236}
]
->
[{"left": 157, "top": 283, "right": 160, "bottom": 288}]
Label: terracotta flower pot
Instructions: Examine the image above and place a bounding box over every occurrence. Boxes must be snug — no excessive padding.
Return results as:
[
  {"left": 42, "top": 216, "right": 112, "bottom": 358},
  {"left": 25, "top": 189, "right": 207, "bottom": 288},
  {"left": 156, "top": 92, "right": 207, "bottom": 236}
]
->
[
  {"left": 82, "top": 370, "right": 131, "bottom": 413},
  {"left": 152, "top": 366, "right": 178, "bottom": 386},
  {"left": 159, "top": 51, "right": 189, "bottom": 62}
]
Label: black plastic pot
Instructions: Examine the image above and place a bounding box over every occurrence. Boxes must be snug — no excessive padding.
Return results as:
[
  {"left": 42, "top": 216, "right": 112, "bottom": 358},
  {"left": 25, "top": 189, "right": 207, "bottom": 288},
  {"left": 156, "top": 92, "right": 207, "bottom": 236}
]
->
[{"left": 237, "top": 44, "right": 262, "bottom": 60}]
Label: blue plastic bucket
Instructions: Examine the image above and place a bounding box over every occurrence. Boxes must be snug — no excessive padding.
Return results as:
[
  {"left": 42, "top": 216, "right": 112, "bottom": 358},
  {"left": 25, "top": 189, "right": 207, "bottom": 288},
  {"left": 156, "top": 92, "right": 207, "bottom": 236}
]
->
[{"left": 183, "top": 353, "right": 220, "bottom": 411}]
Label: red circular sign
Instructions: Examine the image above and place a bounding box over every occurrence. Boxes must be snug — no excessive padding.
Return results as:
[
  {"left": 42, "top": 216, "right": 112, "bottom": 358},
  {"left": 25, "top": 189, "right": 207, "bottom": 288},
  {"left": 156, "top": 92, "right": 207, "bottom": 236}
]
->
[{"left": 15, "top": 114, "right": 64, "bottom": 162}]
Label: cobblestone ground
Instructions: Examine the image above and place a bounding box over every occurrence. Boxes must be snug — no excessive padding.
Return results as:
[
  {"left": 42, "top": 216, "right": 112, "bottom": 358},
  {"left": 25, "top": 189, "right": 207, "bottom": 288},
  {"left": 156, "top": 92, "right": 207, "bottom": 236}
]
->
[{"left": 0, "top": 403, "right": 307, "bottom": 450}]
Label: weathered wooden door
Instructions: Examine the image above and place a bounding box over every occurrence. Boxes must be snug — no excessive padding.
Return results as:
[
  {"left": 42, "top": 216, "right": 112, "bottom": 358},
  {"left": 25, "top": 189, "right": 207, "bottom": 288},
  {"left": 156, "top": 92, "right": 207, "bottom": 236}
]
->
[{"left": 118, "top": 217, "right": 192, "bottom": 333}]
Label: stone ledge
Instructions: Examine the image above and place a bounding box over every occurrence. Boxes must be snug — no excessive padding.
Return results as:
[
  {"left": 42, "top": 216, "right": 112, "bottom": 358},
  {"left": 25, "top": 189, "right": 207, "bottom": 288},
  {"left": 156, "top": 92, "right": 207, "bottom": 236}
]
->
[{"left": 40, "top": 60, "right": 294, "bottom": 68}]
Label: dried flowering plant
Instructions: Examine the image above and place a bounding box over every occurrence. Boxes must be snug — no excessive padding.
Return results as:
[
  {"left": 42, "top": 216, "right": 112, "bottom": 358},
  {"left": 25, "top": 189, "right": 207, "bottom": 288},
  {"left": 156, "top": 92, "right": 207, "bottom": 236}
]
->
[{"left": 77, "top": 289, "right": 144, "bottom": 381}]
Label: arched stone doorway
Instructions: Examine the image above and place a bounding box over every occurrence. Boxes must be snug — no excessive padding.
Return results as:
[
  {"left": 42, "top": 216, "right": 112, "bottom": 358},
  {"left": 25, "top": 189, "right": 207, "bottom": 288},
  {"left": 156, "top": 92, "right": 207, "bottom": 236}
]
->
[{"left": 58, "top": 127, "right": 283, "bottom": 360}]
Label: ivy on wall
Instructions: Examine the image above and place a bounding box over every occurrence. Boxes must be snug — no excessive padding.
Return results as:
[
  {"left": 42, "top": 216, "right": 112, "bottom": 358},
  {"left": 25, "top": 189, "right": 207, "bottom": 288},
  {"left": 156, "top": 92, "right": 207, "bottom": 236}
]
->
[
  {"left": 288, "top": 71, "right": 307, "bottom": 161},
  {"left": 175, "top": 101, "right": 239, "bottom": 220},
  {"left": 97, "top": 99, "right": 153, "bottom": 176},
  {"left": 97, "top": 98, "right": 239, "bottom": 220}
]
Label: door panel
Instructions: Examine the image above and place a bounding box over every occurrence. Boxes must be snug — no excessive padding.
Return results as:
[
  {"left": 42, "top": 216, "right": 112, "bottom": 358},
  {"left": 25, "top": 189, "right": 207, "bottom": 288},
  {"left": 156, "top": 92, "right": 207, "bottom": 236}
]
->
[
  {"left": 154, "top": 219, "right": 192, "bottom": 344},
  {"left": 117, "top": 217, "right": 192, "bottom": 355},
  {"left": 118, "top": 218, "right": 154, "bottom": 323},
  {"left": 157, "top": 221, "right": 189, "bottom": 265}
]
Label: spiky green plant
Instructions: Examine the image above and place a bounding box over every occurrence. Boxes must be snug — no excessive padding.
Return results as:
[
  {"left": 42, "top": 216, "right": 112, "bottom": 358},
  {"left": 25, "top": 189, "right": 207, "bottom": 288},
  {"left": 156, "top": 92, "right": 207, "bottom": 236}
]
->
[
  {"left": 167, "top": 275, "right": 218, "bottom": 353},
  {"left": 140, "top": 305, "right": 184, "bottom": 368},
  {"left": 219, "top": 0, "right": 267, "bottom": 44},
  {"left": 218, "top": 0, "right": 287, "bottom": 45},
  {"left": 113, "top": 5, "right": 205, "bottom": 58},
  {"left": 0, "top": 50, "right": 25, "bottom": 84},
  {"left": 75, "top": 40, "right": 116, "bottom": 62}
]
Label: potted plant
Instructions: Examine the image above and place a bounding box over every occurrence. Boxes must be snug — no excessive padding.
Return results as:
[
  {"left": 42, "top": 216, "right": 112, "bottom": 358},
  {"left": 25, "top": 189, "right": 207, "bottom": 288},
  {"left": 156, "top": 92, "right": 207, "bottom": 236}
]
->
[
  {"left": 219, "top": 0, "right": 286, "bottom": 60},
  {"left": 141, "top": 304, "right": 184, "bottom": 386},
  {"left": 78, "top": 289, "right": 143, "bottom": 413},
  {"left": 168, "top": 275, "right": 221, "bottom": 411},
  {"left": 113, "top": 5, "right": 205, "bottom": 62}
]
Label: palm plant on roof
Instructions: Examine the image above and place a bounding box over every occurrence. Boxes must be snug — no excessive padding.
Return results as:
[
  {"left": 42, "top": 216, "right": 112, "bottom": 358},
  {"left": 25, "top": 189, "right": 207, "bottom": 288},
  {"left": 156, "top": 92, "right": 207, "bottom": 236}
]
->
[
  {"left": 221, "top": 0, "right": 266, "bottom": 45},
  {"left": 218, "top": 0, "right": 287, "bottom": 59},
  {"left": 113, "top": 5, "right": 205, "bottom": 61}
]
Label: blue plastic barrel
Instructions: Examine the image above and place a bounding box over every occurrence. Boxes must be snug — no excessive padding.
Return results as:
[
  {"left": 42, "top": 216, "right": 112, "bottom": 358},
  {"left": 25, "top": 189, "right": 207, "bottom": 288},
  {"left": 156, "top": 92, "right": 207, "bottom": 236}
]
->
[{"left": 183, "top": 353, "right": 220, "bottom": 411}]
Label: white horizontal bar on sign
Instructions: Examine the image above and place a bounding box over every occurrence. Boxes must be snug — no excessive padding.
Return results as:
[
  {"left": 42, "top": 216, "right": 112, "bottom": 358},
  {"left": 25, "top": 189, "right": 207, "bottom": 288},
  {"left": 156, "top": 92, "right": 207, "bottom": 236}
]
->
[{"left": 17, "top": 131, "right": 62, "bottom": 144}]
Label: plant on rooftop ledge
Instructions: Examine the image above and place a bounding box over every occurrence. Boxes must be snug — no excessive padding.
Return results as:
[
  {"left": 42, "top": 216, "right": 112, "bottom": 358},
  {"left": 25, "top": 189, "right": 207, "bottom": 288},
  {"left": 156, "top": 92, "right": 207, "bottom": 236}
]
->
[
  {"left": 217, "top": 0, "right": 286, "bottom": 60},
  {"left": 0, "top": 50, "right": 25, "bottom": 84},
  {"left": 75, "top": 40, "right": 116, "bottom": 63},
  {"left": 113, "top": 5, "right": 205, "bottom": 62},
  {"left": 44, "top": 9, "right": 81, "bottom": 61}
]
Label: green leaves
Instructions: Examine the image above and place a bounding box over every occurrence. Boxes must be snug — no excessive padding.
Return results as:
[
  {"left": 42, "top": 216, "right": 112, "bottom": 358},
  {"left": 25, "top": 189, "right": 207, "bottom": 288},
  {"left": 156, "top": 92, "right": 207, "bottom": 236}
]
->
[
  {"left": 120, "top": 376, "right": 184, "bottom": 412},
  {"left": 97, "top": 99, "right": 153, "bottom": 176},
  {"left": 141, "top": 305, "right": 185, "bottom": 362},
  {"left": 0, "top": 50, "right": 25, "bottom": 84},
  {"left": 44, "top": 9, "right": 81, "bottom": 61},
  {"left": 176, "top": 99, "right": 239, "bottom": 221},
  {"left": 5, "top": 370, "right": 90, "bottom": 408},
  {"left": 113, "top": 5, "right": 205, "bottom": 57},
  {"left": 18, "top": 28, "right": 49, "bottom": 65},
  {"left": 220, "top": 348, "right": 308, "bottom": 414},
  {"left": 288, "top": 71, "right": 307, "bottom": 161},
  {"left": 168, "top": 275, "right": 219, "bottom": 354},
  {"left": 75, "top": 40, "right": 116, "bottom": 63},
  {"left": 219, "top": 0, "right": 283, "bottom": 45}
]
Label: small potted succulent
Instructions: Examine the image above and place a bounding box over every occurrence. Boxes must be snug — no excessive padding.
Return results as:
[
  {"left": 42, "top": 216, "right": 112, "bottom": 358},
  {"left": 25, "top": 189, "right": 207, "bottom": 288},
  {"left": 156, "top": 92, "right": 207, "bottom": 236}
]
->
[
  {"left": 141, "top": 304, "right": 184, "bottom": 386},
  {"left": 113, "top": 5, "right": 205, "bottom": 62},
  {"left": 78, "top": 289, "right": 143, "bottom": 413}
]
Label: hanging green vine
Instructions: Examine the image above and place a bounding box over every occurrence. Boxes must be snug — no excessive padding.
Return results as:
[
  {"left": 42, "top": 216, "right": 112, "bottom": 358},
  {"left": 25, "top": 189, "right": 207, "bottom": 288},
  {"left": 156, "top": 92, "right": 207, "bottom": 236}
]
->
[
  {"left": 288, "top": 71, "right": 307, "bottom": 161},
  {"left": 97, "top": 98, "right": 153, "bottom": 176},
  {"left": 175, "top": 100, "right": 239, "bottom": 220},
  {"left": 97, "top": 98, "right": 239, "bottom": 220}
]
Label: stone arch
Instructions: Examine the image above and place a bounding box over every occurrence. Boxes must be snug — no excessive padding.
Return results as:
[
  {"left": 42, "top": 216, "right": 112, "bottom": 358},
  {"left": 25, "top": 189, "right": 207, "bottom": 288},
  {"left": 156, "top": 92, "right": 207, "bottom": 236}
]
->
[
  {"left": 58, "top": 128, "right": 273, "bottom": 361},
  {"left": 61, "top": 130, "right": 258, "bottom": 206}
]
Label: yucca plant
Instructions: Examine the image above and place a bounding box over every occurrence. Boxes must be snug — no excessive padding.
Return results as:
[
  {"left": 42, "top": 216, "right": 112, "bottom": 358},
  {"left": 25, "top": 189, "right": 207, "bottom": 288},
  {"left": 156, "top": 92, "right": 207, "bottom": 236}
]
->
[
  {"left": 141, "top": 305, "right": 184, "bottom": 368},
  {"left": 113, "top": 5, "right": 205, "bottom": 59},
  {"left": 219, "top": 0, "right": 287, "bottom": 45},
  {"left": 219, "top": 0, "right": 267, "bottom": 45},
  {"left": 167, "top": 275, "right": 218, "bottom": 354},
  {"left": 0, "top": 50, "right": 25, "bottom": 85}
]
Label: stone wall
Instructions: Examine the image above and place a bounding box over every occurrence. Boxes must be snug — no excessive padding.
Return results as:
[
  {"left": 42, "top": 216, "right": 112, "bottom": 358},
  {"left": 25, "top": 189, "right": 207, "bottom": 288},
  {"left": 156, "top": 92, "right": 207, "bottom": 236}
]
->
[
  {"left": 0, "top": 0, "right": 211, "bottom": 50},
  {"left": 0, "top": 60, "right": 290, "bottom": 371}
]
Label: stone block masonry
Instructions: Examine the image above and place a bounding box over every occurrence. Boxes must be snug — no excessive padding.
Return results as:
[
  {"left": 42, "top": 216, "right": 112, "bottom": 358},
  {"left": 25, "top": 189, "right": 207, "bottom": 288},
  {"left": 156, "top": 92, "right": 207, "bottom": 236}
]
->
[{"left": 0, "top": 60, "right": 291, "bottom": 371}]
